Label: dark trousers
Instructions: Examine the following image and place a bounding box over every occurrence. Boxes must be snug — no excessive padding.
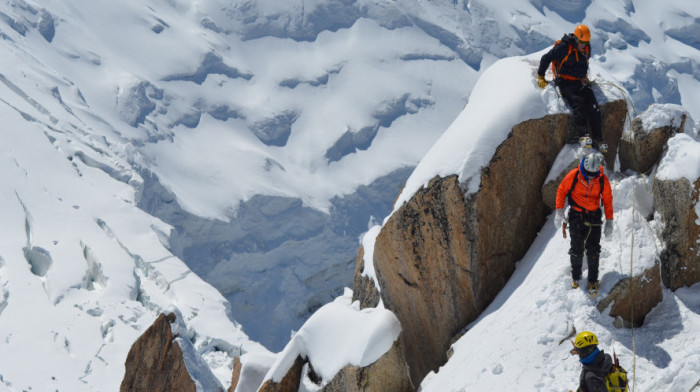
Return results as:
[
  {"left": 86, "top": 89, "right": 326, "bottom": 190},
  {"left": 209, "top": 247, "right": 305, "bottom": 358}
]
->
[
  {"left": 568, "top": 208, "right": 603, "bottom": 283},
  {"left": 558, "top": 80, "right": 602, "bottom": 142}
]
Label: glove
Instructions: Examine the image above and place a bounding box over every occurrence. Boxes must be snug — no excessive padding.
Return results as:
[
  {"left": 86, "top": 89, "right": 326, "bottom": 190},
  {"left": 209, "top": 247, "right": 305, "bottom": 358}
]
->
[
  {"left": 537, "top": 75, "right": 548, "bottom": 89},
  {"left": 604, "top": 219, "right": 613, "bottom": 238},
  {"left": 554, "top": 209, "right": 565, "bottom": 229}
]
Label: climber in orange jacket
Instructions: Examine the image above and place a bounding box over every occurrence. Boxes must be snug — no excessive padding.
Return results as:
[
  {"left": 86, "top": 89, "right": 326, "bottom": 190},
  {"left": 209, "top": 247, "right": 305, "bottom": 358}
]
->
[{"left": 554, "top": 152, "right": 613, "bottom": 294}]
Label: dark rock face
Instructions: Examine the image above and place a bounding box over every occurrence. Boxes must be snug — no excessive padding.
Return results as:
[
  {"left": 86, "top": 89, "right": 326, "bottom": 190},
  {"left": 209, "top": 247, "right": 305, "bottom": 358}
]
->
[
  {"left": 654, "top": 176, "right": 700, "bottom": 290},
  {"left": 351, "top": 246, "right": 380, "bottom": 309},
  {"left": 619, "top": 111, "right": 688, "bottom": 174},
  {"left": 598, "top": 264, "right": 663, "bottom": 327},
  {"left": 120, "top": 313, "right": 196, "bottom": 392}
]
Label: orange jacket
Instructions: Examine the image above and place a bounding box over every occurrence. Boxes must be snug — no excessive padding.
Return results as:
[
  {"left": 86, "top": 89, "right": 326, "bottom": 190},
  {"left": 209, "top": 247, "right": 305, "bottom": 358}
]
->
[{"left": 555, "top": 166, "right": 613, "bottom": 220}]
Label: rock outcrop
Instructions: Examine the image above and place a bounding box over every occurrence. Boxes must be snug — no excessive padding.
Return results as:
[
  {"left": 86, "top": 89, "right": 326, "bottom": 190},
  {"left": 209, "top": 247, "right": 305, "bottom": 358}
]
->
[
  {"left": 597, "top": 264, "right": 663, "bottom": 327},
  {"left": 654, "top": 176, "right": 700, "bottom": 290},
  {"left": 120, "top": 313, "right": 197, "bottom": 392},
  {"left": 619, "top": 106, "right": 688, "bottom": 174},
  {"left": 372, "top": 100, "right": 627, "bottom": 386}
]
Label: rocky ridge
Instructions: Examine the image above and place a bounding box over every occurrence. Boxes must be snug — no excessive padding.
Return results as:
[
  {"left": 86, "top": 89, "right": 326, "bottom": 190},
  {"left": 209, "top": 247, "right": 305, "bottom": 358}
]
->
[{"left": 122, "top": 100, "right": 699, "bottom": 391}]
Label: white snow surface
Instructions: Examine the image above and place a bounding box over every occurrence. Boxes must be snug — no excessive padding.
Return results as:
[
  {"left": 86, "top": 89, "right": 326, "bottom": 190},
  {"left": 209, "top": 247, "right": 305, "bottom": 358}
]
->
[
  {"left": 263, "top": 290, "right": 401, "bottom": 385},
  {"left": 1, "top": 0, "right": 700, "bottom": 390}
]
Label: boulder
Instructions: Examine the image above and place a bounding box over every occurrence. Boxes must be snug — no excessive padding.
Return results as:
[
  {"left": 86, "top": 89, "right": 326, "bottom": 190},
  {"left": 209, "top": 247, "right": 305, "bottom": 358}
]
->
[
  {"left": 654, "top": 176, "right": 700, "bottom": 290},
  {"left": 619, "top": 105, "right": 688, "bottom": 174},
  {"left": 597, "top": 264, "right": 663, "bottom": 327}
]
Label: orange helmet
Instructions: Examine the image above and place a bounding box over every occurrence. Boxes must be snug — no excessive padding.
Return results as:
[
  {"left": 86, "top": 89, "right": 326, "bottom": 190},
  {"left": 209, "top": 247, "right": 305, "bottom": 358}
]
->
[{"left": 574, "top": 24, "right": 591, "bottom": 43}]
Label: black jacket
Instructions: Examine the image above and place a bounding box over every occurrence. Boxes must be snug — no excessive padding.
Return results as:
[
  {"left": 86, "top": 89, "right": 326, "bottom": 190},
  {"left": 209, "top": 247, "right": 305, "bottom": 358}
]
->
[
  {"left": 538, "top": 34, "right": 590, "bottom": 80},
  {"left": 578, "top": 350, "right": 613, "bottom": 392}
]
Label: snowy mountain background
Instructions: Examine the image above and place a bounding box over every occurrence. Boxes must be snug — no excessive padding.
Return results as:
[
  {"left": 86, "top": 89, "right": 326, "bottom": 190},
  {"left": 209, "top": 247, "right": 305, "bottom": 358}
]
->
[{"left": 0, "top": 0, "right": 699, "bottom": 390}]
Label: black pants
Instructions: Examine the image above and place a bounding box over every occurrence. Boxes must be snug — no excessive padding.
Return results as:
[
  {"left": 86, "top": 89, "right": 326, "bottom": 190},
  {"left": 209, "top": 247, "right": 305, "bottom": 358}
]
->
[
  {"left": 568, "top": 208, "right": 603, "bottom": 283},
  {"left": 557, "top": 80, "right": 602, "bottom": 142}
]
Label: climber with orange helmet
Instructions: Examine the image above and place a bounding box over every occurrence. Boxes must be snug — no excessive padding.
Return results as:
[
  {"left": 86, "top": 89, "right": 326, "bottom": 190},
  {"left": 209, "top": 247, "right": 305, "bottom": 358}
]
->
[{"left": 536, "top": 24, "right": 604, "bottom": 149}]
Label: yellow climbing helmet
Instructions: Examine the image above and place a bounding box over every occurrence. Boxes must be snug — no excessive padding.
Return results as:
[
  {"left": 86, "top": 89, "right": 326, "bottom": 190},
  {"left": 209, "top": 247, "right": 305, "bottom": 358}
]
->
[
  {"left": 575, "top": 331, "right": 599, "bottom": 348},
  {"left": 574, "top": 24, "right": 591, "bottom": 43}
]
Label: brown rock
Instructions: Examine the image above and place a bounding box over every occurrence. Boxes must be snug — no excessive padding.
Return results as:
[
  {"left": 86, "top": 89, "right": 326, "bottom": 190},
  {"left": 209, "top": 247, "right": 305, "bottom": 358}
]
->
[
  {"left": 320, "top": 338, "right": 413, "bottom": 392},
  {"left": 542, "top": 159, "right": 578, "bottom": 210},
  {"left": 120, "top": 313, "right": 197, "bottom": 392},
  {"left": 597, "top": 264, "right": 663, "bottom": 327},
  {"left": 372, "top": 100, "right": 628, "bottom": 386},
  {"left": 229, "top": 356, "right": 243, "bottom": 392},
  {"left": 619, "top": 111, "right": 687, "bottom": 174},
  {"left": 654, "top": 176, "right": 700, "bottom": 290},
  {"left": 599, "top": 99, "right": 627, "bottom": 169},
  {"left": 351, "top": 245, "right": 381, "bottom": 309},
  {"left": 257, "top": 356, "right": 305, "bottom": 392}
]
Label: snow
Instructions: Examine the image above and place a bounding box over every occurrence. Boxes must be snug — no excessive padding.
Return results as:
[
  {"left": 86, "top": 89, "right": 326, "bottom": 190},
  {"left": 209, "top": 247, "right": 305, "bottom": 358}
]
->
[
  {"left": 637, "top": 104, "right": 694, "bottom": 136},
  {"left": 0, "top": 0, "right": 700, "bottom": 390},
  {"left": 262, "top": 290, "right": 401, "bottom": 384},
  {"left": 657, "top": 133, "right": 700, "bottom": 182}
]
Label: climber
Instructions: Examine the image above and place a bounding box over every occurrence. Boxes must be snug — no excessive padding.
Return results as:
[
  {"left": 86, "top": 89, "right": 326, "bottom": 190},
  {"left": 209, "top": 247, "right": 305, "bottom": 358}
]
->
[
  {"left": 569, "top": 331, "right": 614, "bottom": 392},
  {"left": 536, "top": 24, "right": 604, "bottom": 149},
  {"left": 554, "top": 152, "right": 613, "bottom": 294}
]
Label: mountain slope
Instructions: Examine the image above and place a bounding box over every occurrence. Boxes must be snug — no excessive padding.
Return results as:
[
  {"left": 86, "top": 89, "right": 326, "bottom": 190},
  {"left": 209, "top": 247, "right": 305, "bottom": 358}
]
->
[{"left": 1, "top": 0, "right": 700, "bottom": 390}]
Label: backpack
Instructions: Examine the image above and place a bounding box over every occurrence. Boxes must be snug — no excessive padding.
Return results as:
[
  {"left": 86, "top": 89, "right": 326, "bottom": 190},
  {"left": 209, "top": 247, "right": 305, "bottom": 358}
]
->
[
  {"left": 566, "top": 170, "right": 605, "bottom": 212},
  {"left": 605, "top": 352, "right": 629, "bottom": 392},
  {"left": 551, "top": 36, "right": 590, "bottom": 80}
]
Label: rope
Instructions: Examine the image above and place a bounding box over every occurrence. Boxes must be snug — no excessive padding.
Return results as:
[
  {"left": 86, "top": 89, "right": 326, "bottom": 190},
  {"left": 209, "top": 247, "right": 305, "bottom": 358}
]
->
[
  {"left": 596, "top": 78, "right": 641, "bottom": 391},
  {"left": 629, "top": 187, "right": 637, "bottom": 392},
  {"left": 689, "top": 378, "right": 700, "bottom": 391}
]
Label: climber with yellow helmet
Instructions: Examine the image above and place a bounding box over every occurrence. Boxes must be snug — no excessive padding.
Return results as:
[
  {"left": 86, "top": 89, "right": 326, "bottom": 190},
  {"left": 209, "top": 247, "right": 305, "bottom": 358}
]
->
[
  {"left": 536, "top": 24, "right": 604, "bottom": 150},
  {"left": 569, "top": 331, "right": 614, "bottom": 392}
]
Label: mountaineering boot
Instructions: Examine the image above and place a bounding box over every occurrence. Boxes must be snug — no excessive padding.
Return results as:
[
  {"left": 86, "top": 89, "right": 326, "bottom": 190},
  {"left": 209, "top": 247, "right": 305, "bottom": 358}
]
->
[
  {"left": 592, "top": 139, "right": 608, "bottom": 153},
  {"left": 571, "top": 279, "right": 580, "bottom": 289},
  {"left": 587, "top": 281, "right": 599, "bottom": 295},
  {"left": 580, "top": 134, "right": 592, "bottom": 149}
]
